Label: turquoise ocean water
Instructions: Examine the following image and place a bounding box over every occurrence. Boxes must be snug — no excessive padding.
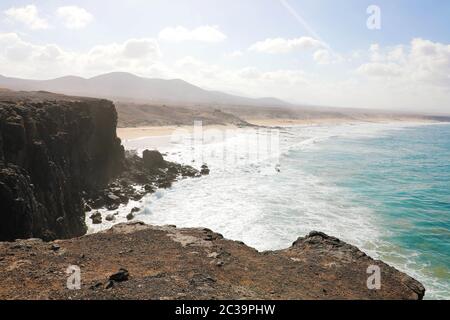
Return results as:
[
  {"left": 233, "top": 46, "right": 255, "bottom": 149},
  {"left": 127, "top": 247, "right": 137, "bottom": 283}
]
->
[{"left": 294, "top": 123, "right": 450, "bottom": 299}]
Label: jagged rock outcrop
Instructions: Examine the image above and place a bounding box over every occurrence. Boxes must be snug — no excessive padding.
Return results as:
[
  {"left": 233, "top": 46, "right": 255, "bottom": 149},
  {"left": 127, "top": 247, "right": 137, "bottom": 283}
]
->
[
  {"left": 0, "top": 222, "right": 425, "bottom": 300},
  {"left": 0, "top": 91, "right": 125, "bottom": 241}
]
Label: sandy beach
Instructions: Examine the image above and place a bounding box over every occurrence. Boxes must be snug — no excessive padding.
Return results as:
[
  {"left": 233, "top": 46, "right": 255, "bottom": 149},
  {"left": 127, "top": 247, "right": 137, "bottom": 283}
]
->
[
  {"left": 245, "top": 118, "right": 357, "bottom": 127},
  {"left": 117, "top": 116, "right": 443, "bottom": 141},
  {"left": 116, "top": 119, "right": 349, "bottom": 140},
  {"left": 117, "top": 124, "right": 239, "bottom": 140}
]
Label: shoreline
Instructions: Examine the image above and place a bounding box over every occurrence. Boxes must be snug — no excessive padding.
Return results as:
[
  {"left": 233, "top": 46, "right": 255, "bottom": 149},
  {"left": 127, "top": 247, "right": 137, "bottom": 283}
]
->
[
  {"left": 117, "top": 124, "right": 239, "bottom": 141},
  {"left": 117, "top": 118, "right": 443, "bottom": 141}
]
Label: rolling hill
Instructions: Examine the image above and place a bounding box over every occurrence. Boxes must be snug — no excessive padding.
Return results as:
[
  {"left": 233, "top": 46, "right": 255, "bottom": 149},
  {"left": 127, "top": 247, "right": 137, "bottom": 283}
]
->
[{"left": 0, "top": 72, "right": 289, "bottom": 107}]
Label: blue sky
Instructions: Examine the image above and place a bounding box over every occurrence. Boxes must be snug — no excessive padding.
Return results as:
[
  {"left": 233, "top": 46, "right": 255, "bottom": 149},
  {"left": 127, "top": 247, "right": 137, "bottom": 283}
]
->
[{"left": 0, "top": 0, "right": 449, "bottom": 112}]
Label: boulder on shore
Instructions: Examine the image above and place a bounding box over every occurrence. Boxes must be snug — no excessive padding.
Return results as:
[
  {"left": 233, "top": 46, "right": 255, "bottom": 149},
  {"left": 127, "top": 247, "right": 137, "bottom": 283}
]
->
[
  {"left": 142, "top": 150, "right": 166, "bottom": 169},
  {"left": 90, "top": 212, "right": 102, "bottom": 224},
  {"left": 200, "top": 164, "right": 210, "bottom": 175}
]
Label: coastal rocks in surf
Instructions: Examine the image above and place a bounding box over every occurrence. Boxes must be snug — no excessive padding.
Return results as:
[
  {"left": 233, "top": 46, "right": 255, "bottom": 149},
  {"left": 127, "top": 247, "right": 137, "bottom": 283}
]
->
[
  {"left": 126, "top": 207, "right": 140, "bottom": 221},
  {"left": 0, "top": 91, "right": 125, "bottom": 241},
  {"left": 142, "top": 150, "right": 165, "bottom": 169},
  {"left": 0, "top": 222, "right": 426, "bottom": 300},
  {"left": 90, "top": 212, "right": 103, "bottom": 225},
  {"left": 200, "top": 164, "right": 210, "bottom": 175},
  {"left": 85, "top": 150, "right": 201, "bottom": 211}
]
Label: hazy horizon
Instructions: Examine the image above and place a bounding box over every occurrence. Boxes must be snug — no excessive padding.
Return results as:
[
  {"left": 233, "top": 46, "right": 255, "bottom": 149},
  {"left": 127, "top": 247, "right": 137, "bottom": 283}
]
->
[
  {"left": 0, "top": 71, "right": 450, "bottom": 116},
  {"left": 0, "top": 0, "right": 449, "bottom": 113}
]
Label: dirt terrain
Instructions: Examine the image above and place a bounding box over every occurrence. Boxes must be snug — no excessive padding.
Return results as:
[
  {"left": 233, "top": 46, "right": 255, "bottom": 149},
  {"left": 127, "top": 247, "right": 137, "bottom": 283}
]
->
[{"left": 0, "top": 222, "right": 425, "bottom": 300}]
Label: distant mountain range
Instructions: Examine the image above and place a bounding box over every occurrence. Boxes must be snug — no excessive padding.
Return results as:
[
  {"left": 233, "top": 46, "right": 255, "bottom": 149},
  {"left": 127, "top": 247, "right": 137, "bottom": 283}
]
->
[{"left": 0, "top": 72, "right": 290, "bottom": 107}]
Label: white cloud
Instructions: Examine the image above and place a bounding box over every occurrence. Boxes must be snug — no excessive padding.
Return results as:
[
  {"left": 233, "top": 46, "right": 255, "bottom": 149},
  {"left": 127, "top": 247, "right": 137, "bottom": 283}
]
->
[
  {"left": 259, "top": 69, "right": 307, "bottom": 85},
  {"left": 357, "top": 62, "right": 403, "bottom": 77},
  {"left": 226, "top": 50, "right": 244, "bottom": 58},
  {"left": 4, "top": 5, "right": 48, "bottom": 30},
  {"left": 122, "top": 38, "right": 161, "bottom": 59},
  {"left": 159, "top": 25, "right": 226, "bottom": 43},
  {"left": 172, "top": 56, "right": 308, "bottom": 97},
  {"left": 56, "top": 6, "right": 93, "bottom": 29},
  {"left": 171, "top": 39, "right": 450, "bottom": 112},
  {"left": 175, "top": 56, "right": 205, "bottom": 68},
  {"left": 174, "top": 56, "right": 223, "bottom": 79},
  {"left": 357, "top": 38, "right": 450, "bottom": 87},
  {"left": 0, "top": 33, "right": 164, "bottom": 79},
  {"left": 0, "top": 33, "right": 67, "bottom": 77},
  {"left": 313, "top": 49, "right": 331, "bottom": 65},
  {"left": 84, "top": 38, "right": 162, "bottom": 75},
  {"left": 237, "top": 67, "right": 261, "bottom": 79},
  {"left": 408, "top": 38, "right": 450, "bottom": 86},
  {"left": 249, "top": 37, "right": 324, "bottom": 54}
]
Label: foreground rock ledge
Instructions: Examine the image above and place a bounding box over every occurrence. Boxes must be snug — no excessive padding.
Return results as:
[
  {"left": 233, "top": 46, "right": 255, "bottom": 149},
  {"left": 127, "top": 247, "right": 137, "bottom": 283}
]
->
[{"left": 0, "top": 222, "right": 425, "bottom": 300}]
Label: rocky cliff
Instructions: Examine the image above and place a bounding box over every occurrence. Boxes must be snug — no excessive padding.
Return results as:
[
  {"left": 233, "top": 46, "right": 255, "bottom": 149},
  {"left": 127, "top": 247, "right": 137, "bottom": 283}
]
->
[
  {"left": 0, "top": 222, "right": 425, "bottom": 300},
  {"left": 0, "top": 91, "right": 125, "bottom": 241}
]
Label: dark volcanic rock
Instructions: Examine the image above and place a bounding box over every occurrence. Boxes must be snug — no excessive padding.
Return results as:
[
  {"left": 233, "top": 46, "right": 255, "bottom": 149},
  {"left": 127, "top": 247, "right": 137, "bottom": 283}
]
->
[
  {"left": 142, "top": 150, "right": 165, "bottom": 169},
  {"left": 200, "top": 164, "right": 210, "bottom": 175},
  {"left": 86, "top": 149, "right": 201, "bottom": 209},
  {"left": 109, "top": 268, "right": 130, "bottom": 282},
  {"left": 90, "top": 212, "right": 102, "bottom": 225},
  {"left": 0, "top": 92, "right": 124, "bottom": 241}
]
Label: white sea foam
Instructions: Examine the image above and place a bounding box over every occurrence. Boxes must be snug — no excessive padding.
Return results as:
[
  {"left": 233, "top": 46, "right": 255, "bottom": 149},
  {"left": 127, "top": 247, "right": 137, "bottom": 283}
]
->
[
  {"left": 113, "top": 122, "right": 431, "bottom": 252},
  {"left": 118, "top": 122, "right": 400, "bottom": 252}
]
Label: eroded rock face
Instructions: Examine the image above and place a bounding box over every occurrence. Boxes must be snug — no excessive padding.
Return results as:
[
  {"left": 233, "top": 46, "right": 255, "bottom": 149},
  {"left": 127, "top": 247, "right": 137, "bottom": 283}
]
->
[
  {"left": 0, "top": 223, "right": 425, "bottom": 300},
  {"left": 0, "top": 93, "right": 125, "bottom": 241}
]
